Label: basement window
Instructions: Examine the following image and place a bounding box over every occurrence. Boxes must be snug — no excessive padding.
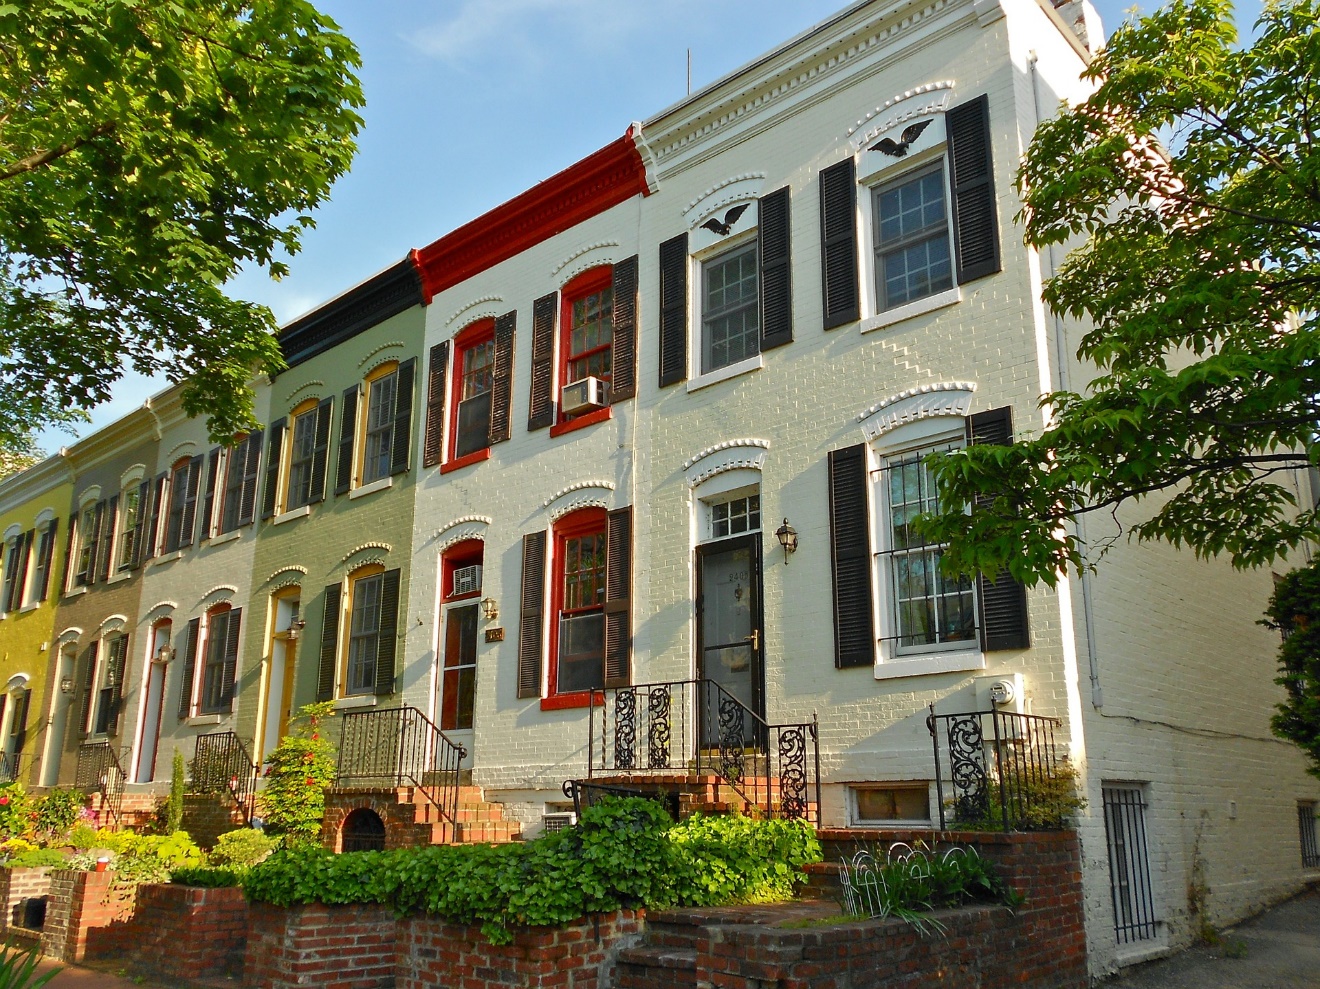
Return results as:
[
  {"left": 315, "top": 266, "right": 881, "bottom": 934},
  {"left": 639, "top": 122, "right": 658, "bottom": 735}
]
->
[{"left": 850, "top": 784, "right": 932, "bottom": 826}]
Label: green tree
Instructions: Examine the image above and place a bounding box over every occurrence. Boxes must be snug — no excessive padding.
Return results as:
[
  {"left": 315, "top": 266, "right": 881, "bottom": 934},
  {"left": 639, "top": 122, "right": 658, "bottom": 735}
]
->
[
  {"left": 920, "top": 0, "right": 1320, "bottom": 586},
  {"left": 1264, "top": 561, "right": 1320, "bottom": 778},
  {"left": 0, "top": 0, "right": 363, "bottom": 451}
]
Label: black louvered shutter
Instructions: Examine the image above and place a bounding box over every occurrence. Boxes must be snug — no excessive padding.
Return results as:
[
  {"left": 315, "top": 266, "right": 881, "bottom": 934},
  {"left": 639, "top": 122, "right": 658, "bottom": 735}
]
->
[
  {"left": 238, "top": 432, "right": 262, "bottom": 525},
  {"left": 527, "top": 293, "right": 558, "bottom": 431},
  {"left": 145, "top": 472, "right": 166, "bottom": 560},
  {"left": 948, "top": 95, "right": 1001, "bottom": 284},
  {"left": 179, "top": 455, "right": 203, "bottom": 548},
  {"left": 317, "top": 583, "right": 341, "bottom": 701},
  {"left": 518, "top": 532, "right": 547, "bottom": 698},
  {"left": 38, "top": 519, "right": 57, "bottom": 601},
  {"left": 610, "top": 256, "right": 639, "bottom": 401},
  {"left": 335, "top": 386, "right": 359, "bottom": 495},
  {"left": 84, "top": 500, "right": 105, "bottom": 585},
  {"left": 489, "top": 311, "right": 516, "bottom": 444},
  {"left": 261, "top": 419, "right": 287, "bottom": 520},
  {"left": 374, "top": 569, "right": 401, "bottom": 696},
  {"left": 603, "top": 507, "right": 633, "bottom": 688},
  {"left": 658, "top": 234, "right": 688, "bottom": 387},
  {"left": 105, "top": 635, "right": 129, "bottom": 736},
  {"left": 177, "top": 618, "right": 200, "bottom": 720},
  {"left": 829, "top": 445, "right": 875, "bottom": 668},
  {"left": 309, "top": 398, "right": 333, "bottom": 504},
  {"left": 389, "top": 357, "right": 416, "bottom": 475},
  {"left": 7, "top": 530, "right": 31, "bottom": 612},
  {"left": 79, "top": 641, "right": 99, "bottom": 735},
  {"left": 820, "top": 158, "right": 860, "bottom": 329},
  {"left": 221, "top": 607, "right": 243, "bottom": 709},
  {"left": 759, "top": 187, "right": 793, "bottom": 350},
  {"left": 201, "top": 448, "right": 221, "bottom": 539},
  {"left": 422, "top": 341, "right": 450, "bottom": 467},
  {"left": 967, "top": 407, "right": 1029, "bottom": 650},
  {"left": 130, "top": 480, "right": 149, "bottom": 568},
  {"left": 12, "top": 689, "right": 30, "bottom": 756},
  {"left": 98, "top": 497, "right": 116, "bottom": 582},
  {"left": 58, "top": 513, "right": 76, "bottom": 595}
]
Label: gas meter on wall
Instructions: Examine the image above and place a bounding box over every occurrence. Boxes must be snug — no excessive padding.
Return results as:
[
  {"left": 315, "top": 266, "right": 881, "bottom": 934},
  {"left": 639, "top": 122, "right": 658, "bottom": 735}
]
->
[{"left": 974, "top": 673, "right": 1026, "bottom": 715}]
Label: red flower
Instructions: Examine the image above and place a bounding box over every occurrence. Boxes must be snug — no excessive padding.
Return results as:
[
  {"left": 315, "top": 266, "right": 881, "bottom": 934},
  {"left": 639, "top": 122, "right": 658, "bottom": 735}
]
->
[
  {"left": 0, "top": 796, "right": 10, "bottom": 806},
  {"left": 311, "top": 733, "right": 319, "bottom": 740},
  {"left": 305, "top": 777, "right": 316, "bottom": 786}
]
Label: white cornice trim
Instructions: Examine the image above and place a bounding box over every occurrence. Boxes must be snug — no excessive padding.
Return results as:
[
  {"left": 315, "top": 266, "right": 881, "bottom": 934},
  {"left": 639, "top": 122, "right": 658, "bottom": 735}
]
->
[
  {"left": 201, "top": 584, "right": 238, "bottom": 605},
  {"left": 97, "top": 613, "right": 129, "bottom": 633},
  {"left": 119, "top": 463, "right": 147, "bottom": 489},
  {"left": 284, "top": 381, "right": 325, "bottom": 406},
  {"left": 164, "top": 441, "right": 199, "bottom": 464},
  {"left": 358, "top": 341, "right": 405, "bottom": 368},
  {"left": 342, "top": 542, "right": 391, "bottom": 563},
  {"left": 684, "top": 439, "right": 770, "bottom": 488},
  {"left": 858, "top": 381, "right": 977, "bottom": 441},
  {"left": 551, "top": 241, "right": 621, "bottom": 286},
  {"left": 848, "top": 81, "right": 954, "bottom": 150},
  {"left": 435, "top": 516, "right": 491, "bottom": 553},
  {"left": 58, "top": 626, "right": 83, "bottom": 646},
  {"left": 2, "top": 524, "right": 21, "bottom": 541},
  {"left": 266, "top": 565, "right": 308, "bottom": 585},
  {"left": 446, "top": 296, "right": 504, "bottom": 328},
  {"left": 77, "top": 484, "right": 102, "bottom": 507},
  {"left": 146, "top": 601, "right": 178, "bottom": 617},
  {"left": 544, "top": 481, "right": 616, "bottom": 521}
]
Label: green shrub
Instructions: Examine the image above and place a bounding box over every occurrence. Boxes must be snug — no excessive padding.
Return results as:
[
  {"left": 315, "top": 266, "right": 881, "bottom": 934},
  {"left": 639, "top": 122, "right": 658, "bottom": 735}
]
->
[
  {"left": 7, "top": 849, "right": 68, "bottom": 869},
  {"left": 0, "top": 784, "right": 35, "bottom": 842},
  {"left": 258, "top": 702, "right": 336, "bottom": 845},
  {"left": 210, "top": 828, "right": 278, "bottom": 867},
  {"left": 67, "top": 823, "right": 99, "bottom": 851},
  {"left": 954, "top": 758, "right": 1086, "bottom": 831},
  {"left": 244, "top": 798, "right": 822, "bottom": 944},
  {"left": 165, "top": 751, "right": 186, "bottom": 835},
  {"left": 33, "top": 789, "right": 83, "bottom": 844},
  {"left": 171, "top": 864, "right": 247, "bottom": 888}
]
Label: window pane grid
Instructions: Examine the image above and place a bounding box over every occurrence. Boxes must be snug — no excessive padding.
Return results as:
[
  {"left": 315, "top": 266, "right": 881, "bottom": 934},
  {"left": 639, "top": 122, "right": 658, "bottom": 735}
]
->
[
  {"left": 287, "top": 411, "right": 317, "bottom": 510},
  {"left": 221, "top": 443, "right": 245, "bottom": 532},
  {"left": 363, "top": 371, "right": 397, "bottom": 484},
  {"left": 347, "top": 574, "right": 382, "bottom": 694},
  {"left": 874, "top": 167, "right": 953, "bottom": 310},
  {"left": 711, "top": 495, "right": 761, "bottom": 539},
  {"left": 562, "top": 533, "right": 606, "bottom": 611},
  {"left": 461, "top": 339, "right": 495, "bottom": 400},
  {"left": 117, "top": 490, "right": 139, "bottom": 569},
  {"left": 201, "top": 611, "right": 230, "bottom": 713},
  {"left": 702, "top": 244, "right": 759, "bottom": 374}
]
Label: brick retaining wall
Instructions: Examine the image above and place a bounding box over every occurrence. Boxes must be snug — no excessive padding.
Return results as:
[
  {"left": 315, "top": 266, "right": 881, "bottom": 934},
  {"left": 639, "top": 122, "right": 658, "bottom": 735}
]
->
[
  {"left": 40, "top": 869, "right": 136, "bottom": 963},
  {"left": 0, "top": 866, "right": 51, "bottom": 938},
  {"left": 125, "top": 883, "right": 249, "bottom": 979},
  {"left": 245, "top": 901, "right": 399, "bottom": 989},
  {"left": 182, "top": 792, "right": 247, "bottom": 848},
  {"left": 321, "top": 788, "right": 432, "bottom": 851}
]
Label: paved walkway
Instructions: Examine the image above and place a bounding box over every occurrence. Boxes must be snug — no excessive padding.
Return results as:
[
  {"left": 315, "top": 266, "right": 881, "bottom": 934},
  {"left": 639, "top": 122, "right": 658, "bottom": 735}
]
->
[
  {"left": 37, "top": 960, "right": 239, "bottom": 989},
  {"left": 1101, "top": 889, "right": 1320, "bottom": 989}
]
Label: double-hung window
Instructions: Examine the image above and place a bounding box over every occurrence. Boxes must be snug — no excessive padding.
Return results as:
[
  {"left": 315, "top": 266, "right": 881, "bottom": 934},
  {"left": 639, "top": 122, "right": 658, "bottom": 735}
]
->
[
  {"left": 454, "top": 330, "right": 495, "bottom": 459},
  {"left": 881, "top": 443, "right": 975, "bottom": 651},
  {"left": 116, "top": 487, "right": 140, "bottom": 571},
  {"left": 362, "top": 369, "right": 398, "bottom": 485},
  {"left": 74, "top": 503, "right": 99, "bottom": 586},
  {"left": 564, "top": 277, "right": 613, "bottom": 390},
  {"left": 873, "top": 165, "right": 953, "bottom": 312},
  {"left": 556, "top": 519, "right": 607, "bottom": 694},
  {"left": 286, "top": 408, "right": 319, "bottom": 511},
  {"left": 1, "top": 535, "right": 23, "bottom": 612},
  {"left": 346, "top": 571, "right": 384, "bottom": 695},
  {"left": 701, "top": 242, "right": 759, "bottom": 374},
  {"left": 200, "top": 607, "right": 233, "bottom": 713},
  {"left": 28, "top": 525, "right": 53, "bottom": 605},
  {"left": 220, "top": 441, "right": 247, "bottom": 533}
]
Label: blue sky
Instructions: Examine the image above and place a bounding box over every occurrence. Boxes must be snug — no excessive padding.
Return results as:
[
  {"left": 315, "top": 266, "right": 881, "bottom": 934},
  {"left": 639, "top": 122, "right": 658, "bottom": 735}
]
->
[{"left": 36, "top": 0, "right": 1261, "bottom": 450}]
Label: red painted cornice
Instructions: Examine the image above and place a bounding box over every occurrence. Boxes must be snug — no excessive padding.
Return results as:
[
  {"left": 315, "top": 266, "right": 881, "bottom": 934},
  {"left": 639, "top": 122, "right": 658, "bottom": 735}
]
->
[{"left": 415, "top": 128, "right": 652, "bottom": 303}]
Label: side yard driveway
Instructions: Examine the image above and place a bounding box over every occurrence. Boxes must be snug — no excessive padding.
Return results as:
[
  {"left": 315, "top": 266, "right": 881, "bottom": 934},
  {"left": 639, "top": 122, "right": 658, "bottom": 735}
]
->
[{"left": 1103, "top": 889, "right": 1320, "bottom": 989}]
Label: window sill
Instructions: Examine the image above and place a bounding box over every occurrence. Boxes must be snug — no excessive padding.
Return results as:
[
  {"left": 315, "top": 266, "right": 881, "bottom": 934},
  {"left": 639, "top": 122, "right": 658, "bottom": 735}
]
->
[
  {"left": 272, "top": 505, "right": 311, "bottom": 526},
  {"left": 686, "top": 354, "right": 763, "bottom": 393},
  {"left": 540, "top": 691, "right": 604, "bottom": 711},
  {"left": 104, "top": 571, "right": 131, "bottom": 585},
  {"left": 186, "top": 714, "right": 223, "bottom": 727},
  {"left": 441, "top": 448, "right": 491, "bottom": 474},
  {"left": 349, "top": 476, "right": 393, "bottom": 500},
  {"left": 873, "top": 650, "right": 985, "bottom": 680},
  {"left": 861, "top": 287, "right": 961, "bottom": 334},
  {"left": 205, "top": 529, "right": 242, "bottom": 547},
  {"left": 18, "top": 603, "right": 39, "bottom": 614},
  {"left": 334, "top": 694, "right": 378, "bottom": 710},
  {"left": 63, "top": 586, "right": 88, "bottom": 598},
  {"left": 149, "top": 551, "right": 183, "bottom": 568},
  {"left": 549, "top": 406, "right": 611, "bottom": 438}
]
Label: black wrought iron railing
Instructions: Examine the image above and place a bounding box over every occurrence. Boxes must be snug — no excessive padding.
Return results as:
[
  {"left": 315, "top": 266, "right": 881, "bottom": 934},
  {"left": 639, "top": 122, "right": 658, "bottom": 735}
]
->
[
  {"left": 586, "top": 679, "right": 821, "bottom": 825},
  {"left": 0, "top": 752, "right": 25, "bottom": 785},
  {"left": 191, "top": 732, "right": 260, "bottom": 825},
  {"left": 927, "top": 705, "right": 1066, "bottom": 832},
  {"left": 336, "top": 706, "right": 466, "bottom": 833},
  {"left": 76, "top": 742, "right": 125, "bottom": 829}
]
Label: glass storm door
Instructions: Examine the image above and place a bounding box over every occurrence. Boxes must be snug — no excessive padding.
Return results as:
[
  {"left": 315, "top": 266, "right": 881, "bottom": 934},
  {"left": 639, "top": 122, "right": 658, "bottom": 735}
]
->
[
  {"left": 439, "top": 603, "right": 478, "bottom": 769},
  {"left": 696, "top": 534, "right": 764, "bottom": 746}
]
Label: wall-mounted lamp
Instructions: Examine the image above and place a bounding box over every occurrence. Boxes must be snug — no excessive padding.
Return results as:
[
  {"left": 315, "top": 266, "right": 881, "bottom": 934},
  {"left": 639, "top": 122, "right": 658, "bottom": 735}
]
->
[
  {"left": 481, "top": 597, "right": 499, "bottom": 622},
  {"left": 286, "top": 617, "right": 307, "bottom": 642},
  {"left": 59, "top": 676, "right": 75, "bottom": 696},
  {"left": 775, "top": 518, "right": 798, "bottom": 564},
  {"left": 153, "top": 643, "right": 175, "bottom": 665}
]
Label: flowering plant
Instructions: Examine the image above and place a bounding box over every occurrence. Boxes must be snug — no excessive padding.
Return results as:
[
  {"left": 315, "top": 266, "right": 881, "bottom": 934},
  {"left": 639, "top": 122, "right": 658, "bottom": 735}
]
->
[{"left": 257, "top": 702, "right": 336, "bottom": 846}]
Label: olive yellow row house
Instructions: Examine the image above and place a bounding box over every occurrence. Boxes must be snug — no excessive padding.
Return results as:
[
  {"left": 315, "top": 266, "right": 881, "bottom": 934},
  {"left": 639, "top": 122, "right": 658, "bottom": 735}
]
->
[{"left": 1, "top": 0, "right": 1317, "bottom": 979}]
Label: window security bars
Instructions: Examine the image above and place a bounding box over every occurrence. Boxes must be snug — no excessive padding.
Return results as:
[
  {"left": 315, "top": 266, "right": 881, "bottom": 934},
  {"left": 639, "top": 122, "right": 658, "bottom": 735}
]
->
[
  {"left": 191, "top": 732, "right": 260, "bottom": 825},
  {"left": 1300, "top": 802, "right": 1319, "bottom": 869},
  {"left": 1102, "top": 785, "right": 1159, "bottom": 944},
  {"left": 336, "top": 706, "right": 466, "bottom": 834},
  {"left": 585, "top": 678, "right": 821, "bottom": 826},
  {"left": 926, "top": 706, "right": 1064, "bottom": 831},
  {"left": 75, "top": 741, "right": 125, "bottom": 829}
]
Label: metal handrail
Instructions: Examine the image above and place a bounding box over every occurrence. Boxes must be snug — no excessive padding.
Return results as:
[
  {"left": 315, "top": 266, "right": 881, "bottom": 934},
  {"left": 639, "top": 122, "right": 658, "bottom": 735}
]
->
[
  {"left": 0, "top": 752, "right": 25, "bottom": 785},
  {"left": 336, "top": 706, "right": 466, "bottom": 834},
  {"left": 927, "top": 705, "right": 1065, "bottom": 831},
  {"left": 75, "top": 742, "right": 126, "bottom": 829},
  {"left": 586, "top": 678, "right": 821, "bottom": 826},
  {"left": 191, "top": 732, "right": 260, "bottom": 825}
]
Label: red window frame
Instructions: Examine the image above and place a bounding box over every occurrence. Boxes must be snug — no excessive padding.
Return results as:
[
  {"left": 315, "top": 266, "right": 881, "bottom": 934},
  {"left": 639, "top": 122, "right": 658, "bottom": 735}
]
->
[
  {"left": 543, "top": 506, "right": 607, "bottom": 709},
  {"left": 551, "top": 266, "right": 613, "bottom": 437},
  {"left": 439, "top": 539, "right": 483, "bottom": 731},
  {"left": 444, "top": 319, "right": 497, "bottom": 473}
]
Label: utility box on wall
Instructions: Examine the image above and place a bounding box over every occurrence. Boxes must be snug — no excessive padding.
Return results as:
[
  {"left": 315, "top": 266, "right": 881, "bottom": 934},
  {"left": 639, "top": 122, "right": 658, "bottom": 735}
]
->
[{"left": 974, "top": 673, "right": 1026, "bottom": 715}]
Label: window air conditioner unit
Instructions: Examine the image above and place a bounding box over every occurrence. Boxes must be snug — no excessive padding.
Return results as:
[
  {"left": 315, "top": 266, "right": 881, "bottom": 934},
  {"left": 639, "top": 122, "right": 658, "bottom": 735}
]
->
[
  {"left": 542, "top": 812, "right": 577, "bottom": 833},
  {"left": 452, "top": 565, "right": 483, "bottom": 597},
  {"left": 560, "top": 377, "right": 609, "bottom": 416}
]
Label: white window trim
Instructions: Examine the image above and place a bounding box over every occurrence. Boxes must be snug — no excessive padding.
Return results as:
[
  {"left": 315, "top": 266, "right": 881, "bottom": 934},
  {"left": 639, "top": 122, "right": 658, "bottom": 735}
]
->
[
  {"left": 205, "top": 529, "right": 242, "bottom": 547},
  {"left": 334, "top": 694, "right": 377, "bottom": 711},
  {"left": 856, "top": 144, "right": 959, "bottom": 330},
  {"left": 272, "top": 505, "right": 312, "bottom": 526},
  {"left": 848, "top": 783, "right": 935, "bottom": 828},
  {"left": 689, "top": 228, "right": 762, "bottom": 390},
  {"left": 349, "top": 476, "right": 392, "bottom": 500},
  {"left": 868, "top": 415, "right": 983, "bottom": 678},
  {"left": 687, "top": 354, "right": 763, "bottom": 393}
]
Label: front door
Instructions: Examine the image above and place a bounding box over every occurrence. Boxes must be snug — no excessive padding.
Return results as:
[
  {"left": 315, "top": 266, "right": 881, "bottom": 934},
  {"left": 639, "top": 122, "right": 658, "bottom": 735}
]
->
[
  {"left": 438, "top": 602, "right": 478, "bottom": 770},
  {"left": 696, "top": 534, "right": 765, "bottom": 746}
]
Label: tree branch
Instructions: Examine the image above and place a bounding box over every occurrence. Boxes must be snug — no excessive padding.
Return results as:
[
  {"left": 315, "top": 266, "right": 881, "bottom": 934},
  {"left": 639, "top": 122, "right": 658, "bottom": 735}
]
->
[{"left": 0, "top": 121, "right": 117, "bottom": 182}]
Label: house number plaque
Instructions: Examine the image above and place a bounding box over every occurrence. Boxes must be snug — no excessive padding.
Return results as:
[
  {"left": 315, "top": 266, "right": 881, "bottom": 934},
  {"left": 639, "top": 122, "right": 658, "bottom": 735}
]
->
[{"left": 484, "top": 627, "right": 505, "bottom": 643}]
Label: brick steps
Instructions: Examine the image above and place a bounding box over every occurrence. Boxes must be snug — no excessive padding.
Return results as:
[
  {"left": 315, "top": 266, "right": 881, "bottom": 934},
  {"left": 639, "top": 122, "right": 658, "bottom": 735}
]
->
[{"left": 401, "top": 785, "right": 522, "bottom": 844}]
